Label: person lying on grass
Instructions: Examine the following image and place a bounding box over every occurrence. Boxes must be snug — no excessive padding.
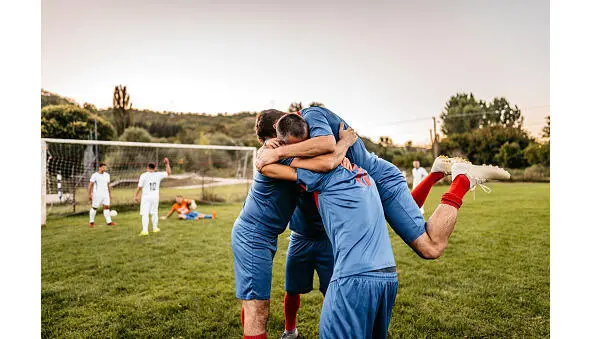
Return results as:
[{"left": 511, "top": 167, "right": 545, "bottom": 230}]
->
[{"left": 162, "top": 195, "right": 217, "bottom": 221}]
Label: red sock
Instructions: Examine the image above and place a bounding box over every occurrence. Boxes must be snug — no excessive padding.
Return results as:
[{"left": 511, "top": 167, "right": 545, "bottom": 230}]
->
[
  {"left": 441, "top": 175, "right": 470, "bottom": 209},
  {"left": 241, "top": 306, "right": 245, "bottom": 327},
  {"left": 411, "top": 172, "right": 445, "bottom": 208},
  {"left": 284, "top": 293, "right": 300, "bottom": 331},
  {"left": 244, "top": 333, "right": 267, "bottom": 339}
]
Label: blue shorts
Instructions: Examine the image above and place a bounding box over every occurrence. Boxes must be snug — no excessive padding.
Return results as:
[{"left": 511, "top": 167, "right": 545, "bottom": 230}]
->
[
  {"left": 320, "top": 270, "right": 398, "bottom": 339},
  {"left": 285, "top": 232, "right": 334, "bottom": 295},
  {"left": 185, "top": 211, "right": 199, "bottom": 220},
  {"left": 231, "top": 220, "right": 278, "bottom": 300},
  {"left": 370, "top": 158, "right": 426, "bottom": 244}
]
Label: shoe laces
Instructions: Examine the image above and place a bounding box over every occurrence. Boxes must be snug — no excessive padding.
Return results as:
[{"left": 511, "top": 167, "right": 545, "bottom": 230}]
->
[{"left": 470, "top": 177, "right": 491, "bottom": 199}]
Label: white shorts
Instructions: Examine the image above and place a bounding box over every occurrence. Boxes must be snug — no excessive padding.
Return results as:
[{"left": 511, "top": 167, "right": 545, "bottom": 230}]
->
[
  {"left": 92, "top": 195, "right": 110, "bottom": 208},
  {"left": 140, "top": 197, "right": 159, "bottom": 215}
]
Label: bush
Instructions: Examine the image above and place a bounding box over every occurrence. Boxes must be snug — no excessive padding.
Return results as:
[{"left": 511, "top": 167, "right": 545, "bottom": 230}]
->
[
  {"left": 495, "top": 141, "right": 527, "bottom": 169},
  {"left": 523, "top": 164, "right": 550, "bottom": 182},
  {"left": 118, "top": 127, "right": 153, "bottom": 142}
]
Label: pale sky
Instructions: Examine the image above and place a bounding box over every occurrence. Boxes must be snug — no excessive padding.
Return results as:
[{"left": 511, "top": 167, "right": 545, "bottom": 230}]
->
[{"left": 42, "top": 0, "right": 549, "bottom": 144}]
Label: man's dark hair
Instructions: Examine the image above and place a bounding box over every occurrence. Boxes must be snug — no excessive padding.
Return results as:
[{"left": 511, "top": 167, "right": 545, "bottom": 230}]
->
[
  {"left": 255, "top": 109, "right": 286, "bottom": 143},
  {"left": 98, "top": 163, "right": 107, "bottom": 168},
  {"left": 147, "top": 163, "right": 156, "bottom": 169},
  {"left": 276, "top": 113, "right": 308, "bottom": 142}
]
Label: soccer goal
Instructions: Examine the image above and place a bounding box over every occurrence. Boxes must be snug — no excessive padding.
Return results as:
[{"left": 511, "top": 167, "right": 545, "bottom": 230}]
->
[{"left": 41, "top": 138, "right": 257, "bottom": 225}]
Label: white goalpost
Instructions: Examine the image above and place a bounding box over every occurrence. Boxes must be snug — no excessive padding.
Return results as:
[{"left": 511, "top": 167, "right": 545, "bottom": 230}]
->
[{"left": 41, "top": 138, "right": 257, "bottom": 225}]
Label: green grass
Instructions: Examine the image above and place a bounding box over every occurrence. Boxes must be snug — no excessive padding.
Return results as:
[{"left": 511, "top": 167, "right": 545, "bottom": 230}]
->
[{"left": 42, "top": 183, "right": 549, "bottom": 338}]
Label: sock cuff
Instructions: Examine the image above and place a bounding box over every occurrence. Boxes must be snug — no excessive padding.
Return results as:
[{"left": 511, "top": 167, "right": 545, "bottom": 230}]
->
[{"left": 244, "top": 333, "right": 267, "bottom": 339}]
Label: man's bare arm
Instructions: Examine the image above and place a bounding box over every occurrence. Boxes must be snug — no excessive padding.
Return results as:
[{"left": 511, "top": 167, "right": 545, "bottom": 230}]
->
[
  {"left": 88, "top": 182, "right": 94, "bottom": 200},
  {"left": 134, "top": 187, "right": 142, "bottom": 203},
  {"left": 259, "top": 164, "right": 298, "bottom": 181},
  {"left": 107, "top": 183, "right": 112, "bottom": 200},
  {"left": 163, "top": 157, "right": 172, "bottom": 176},
  {"left": 256, "top": 135, "right": 336, "bottom": 170},
  {"left": 264, "top": 122, "right": 357, "bottom": 173}
]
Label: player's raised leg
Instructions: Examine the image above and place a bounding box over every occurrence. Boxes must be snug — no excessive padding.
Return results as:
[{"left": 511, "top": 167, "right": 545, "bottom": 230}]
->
[{"left": 410, "top": 160, "right": 510, "bottom": 258}]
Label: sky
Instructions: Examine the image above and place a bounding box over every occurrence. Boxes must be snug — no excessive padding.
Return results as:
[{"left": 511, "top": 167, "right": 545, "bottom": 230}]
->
[{"left": 42, "top": 0, "right": 549, "bottom": 145}]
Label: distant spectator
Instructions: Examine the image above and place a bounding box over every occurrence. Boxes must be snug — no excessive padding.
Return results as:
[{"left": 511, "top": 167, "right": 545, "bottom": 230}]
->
[{"left": 412, "top": 160, "right": 428, "bottom": 214}]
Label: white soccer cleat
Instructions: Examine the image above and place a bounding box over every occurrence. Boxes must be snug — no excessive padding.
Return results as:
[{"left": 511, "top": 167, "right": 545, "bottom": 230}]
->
[
  {"left": 430, "top": 155, "right": 454, "bottom": 175},
  {"left": 281, "top": 328, "right": 299, "bottom": 339},
  {"left": 152, "top": 227, "right": 161, "bottom": 233},
  {"left": 451, "top": 161, "right": 510, "bottom": 192}
]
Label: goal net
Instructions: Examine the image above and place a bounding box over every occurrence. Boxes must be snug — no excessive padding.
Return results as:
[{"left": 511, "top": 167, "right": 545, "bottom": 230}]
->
[{"left": 41, "top": 138, "right": 256, "bottom": 224}]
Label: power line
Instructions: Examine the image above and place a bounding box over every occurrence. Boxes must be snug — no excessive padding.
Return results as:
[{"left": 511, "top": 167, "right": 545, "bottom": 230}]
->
[{"left": 383, "top": 105, "right": 550, "bottom": 126}]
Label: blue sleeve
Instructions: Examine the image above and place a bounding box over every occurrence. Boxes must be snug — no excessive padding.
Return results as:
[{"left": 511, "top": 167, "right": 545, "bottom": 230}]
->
[
  {"left": 303, "top": 110, "right": 334, "bottom": 138},
  {"left": 296, "top": 168, "right": 325, "bottom": 191},
  {"left": 280, "top": 158, "right": 294, "bottom": 166}
]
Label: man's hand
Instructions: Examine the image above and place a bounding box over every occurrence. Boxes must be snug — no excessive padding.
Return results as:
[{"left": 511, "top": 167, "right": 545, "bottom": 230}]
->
[
  {"left": 256, "top": 147, "right": 280, "bottom": 171},
  {"left": 163, "top": 157, "right": 169, "bottom": 165},
  {"left": 88, "top": 193, "right": 92, "bottom": 201},
  {"left": 341, "top": 157, "right": 353, "bottom": 171},
  {"left": 339, "top": 122, "right": 358, "bottom": 146},
  {"left": 134, "top": 196, "right": 140, "bottom": 203},
  {"left": 264, "top": 138, "right": 283, "bottom": 149}
]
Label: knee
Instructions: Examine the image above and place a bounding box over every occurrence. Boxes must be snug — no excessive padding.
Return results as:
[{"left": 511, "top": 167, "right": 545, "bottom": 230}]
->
[{"left": 103, "top": 205, "right": 110, "bottom": 210}]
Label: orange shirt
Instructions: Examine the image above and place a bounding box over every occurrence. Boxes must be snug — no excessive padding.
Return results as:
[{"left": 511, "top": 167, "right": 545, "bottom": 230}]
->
[{"left": 170, "top": 199, "right": 191, "bottom": 215}]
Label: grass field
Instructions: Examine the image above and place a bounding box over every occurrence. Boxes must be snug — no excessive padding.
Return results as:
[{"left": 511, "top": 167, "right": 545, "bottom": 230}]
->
[{"left": 41, "top": 183, "right": 549, "bottom": 338}]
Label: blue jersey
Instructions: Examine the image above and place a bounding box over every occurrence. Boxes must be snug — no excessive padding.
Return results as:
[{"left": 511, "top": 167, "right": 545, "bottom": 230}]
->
[
  {"left": 296, "top": 165, "right": 396, "bottom": 281},
  {"left": 289, "top": 192, "right": 326, "bottom": 239},
  {"left": 300, "top": 107, "right": 380, "bottom": 173},
  {"left": 235, "top": 158, "right": 300, "bottom": 237}
]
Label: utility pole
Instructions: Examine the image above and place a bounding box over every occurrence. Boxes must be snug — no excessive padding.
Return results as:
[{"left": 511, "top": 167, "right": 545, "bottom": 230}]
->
[
  {"left": 432, "top": 117, "right": 440, "bottom": 158},
  {"left": 94, "top": 117, "right": 99, "bottom": 170}
]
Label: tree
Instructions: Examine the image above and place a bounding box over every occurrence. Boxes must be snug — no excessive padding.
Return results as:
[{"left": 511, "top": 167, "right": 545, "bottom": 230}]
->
[
  {"left": 542, "top": 115, "right": 550, "bottom": 139},
  {"left": 439, "top": 126, "right": 532, "bottom": 166},
  {"left": 484, "top": 97, "right": 523, "bottom": 129},
  {"left": 41, "top": 89, "right": 78, "bottom": 108},
  {"left": 288, "top": 102, "right": 303, "bottom": 113},
  {"left": 440, "top": 93, "right": 486, "bottom": 135},
  {"left": 41, "top": 105, "right": 115, "bottom": 140},
  {"left": 83, "top": 103, "right": 98, "bottom": 114},
  {"left": 118, "top": 127, "right": 152, "bottom": 142},
  {"left": 113, "top": 85, "right": 133, "bottom": 136},
  {"left": 309, "top": 102, "right": 325, "bottom": 108}
]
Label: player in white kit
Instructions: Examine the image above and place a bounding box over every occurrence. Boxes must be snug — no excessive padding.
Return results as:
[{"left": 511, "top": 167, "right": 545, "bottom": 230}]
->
[
  {"left": 88, "top": 163, "right": 115, "bottom": 227},
  {"left": 134, "top": 158, "right": 172, "bottom": 236},
  {"left": 412, "top": 160, "right": 429, "bottom": 215}
]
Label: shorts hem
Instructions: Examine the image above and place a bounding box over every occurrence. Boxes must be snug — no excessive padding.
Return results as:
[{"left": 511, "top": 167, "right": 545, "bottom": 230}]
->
[{"left": 236, "top": 294, "right": 270, "bottom": 300}]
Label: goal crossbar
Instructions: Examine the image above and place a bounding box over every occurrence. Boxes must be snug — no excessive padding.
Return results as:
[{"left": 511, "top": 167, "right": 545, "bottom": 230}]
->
[{"left": 42, "top": 138, "right": 257, "bottom": 152}]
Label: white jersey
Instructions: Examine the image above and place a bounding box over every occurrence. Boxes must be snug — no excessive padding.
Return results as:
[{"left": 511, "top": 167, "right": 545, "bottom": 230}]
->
[
  {"left": 138, "top": 171, "right": 168, "bottom": 200},
  {"left": 90, "top": 172, "right": 110, "bottom": 197},
  {"left": 412, "top": 167, "right": 428, "bottom": 188}
]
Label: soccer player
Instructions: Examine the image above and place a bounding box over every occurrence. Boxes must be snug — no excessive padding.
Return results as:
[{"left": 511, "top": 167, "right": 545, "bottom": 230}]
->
[
  {"left": 134, "top": 158, "right": 172, "bottom": 236},
  {"left": 281, "top": 192, "right": 334, "bottom": 339},
  {"left": 88, "top": 163, "right": 115, "bottom": 227},
  {"left": 259, "top": 157, "right": 398, "bottom": 338},
  {"left": 257, "top": 108, "right": 509, "bottom": 260},
  {"left": 232, "top": 110, "right": 357, "bottom": 339},
  {"left": 412, "top": 160, "right": 429, "bottom": 214},
  {"left": 163, "top": 195, "right": 217, "bottom": 221}
]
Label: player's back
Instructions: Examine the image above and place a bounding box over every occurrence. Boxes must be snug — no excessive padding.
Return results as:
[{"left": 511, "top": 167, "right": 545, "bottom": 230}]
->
[
  {"left": 139, "top": 171, "right": 167, "bottom": 198},
  {"left": 236, "top": 160, "right": 301, "bottom": 237},
  {"left": 297, "top": 165, "right": 396, "bottom": 281},
  {"left": 299, "top": 107, "right": 379, "bottom": 173}
]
